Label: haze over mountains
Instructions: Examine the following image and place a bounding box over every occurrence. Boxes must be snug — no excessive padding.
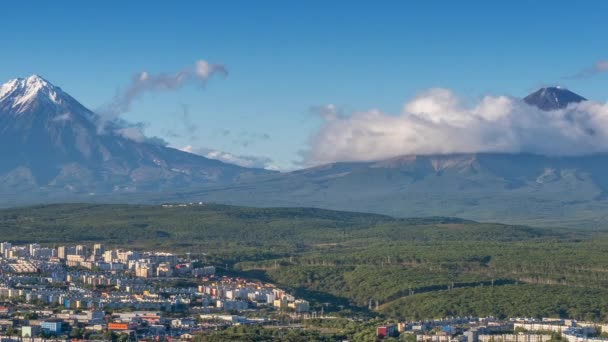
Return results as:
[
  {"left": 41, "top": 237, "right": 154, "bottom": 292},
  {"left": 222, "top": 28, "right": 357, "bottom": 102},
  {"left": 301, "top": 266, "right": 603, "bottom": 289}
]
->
[{"left": 1, "top": 75, "right": 608, "bottom": 226}]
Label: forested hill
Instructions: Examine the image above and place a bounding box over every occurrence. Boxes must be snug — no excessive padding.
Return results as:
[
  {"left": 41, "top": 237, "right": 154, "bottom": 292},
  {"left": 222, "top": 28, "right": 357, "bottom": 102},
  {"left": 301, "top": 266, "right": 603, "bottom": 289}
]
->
[
  {"left": 0, "top": 203, "right": 396, "bottom": 246},
  {"left": 0, "top": 203, "right": 550, "bottom": 249},
  {"left": 3, "top": 203, "right": 608, "bottom": 321}
]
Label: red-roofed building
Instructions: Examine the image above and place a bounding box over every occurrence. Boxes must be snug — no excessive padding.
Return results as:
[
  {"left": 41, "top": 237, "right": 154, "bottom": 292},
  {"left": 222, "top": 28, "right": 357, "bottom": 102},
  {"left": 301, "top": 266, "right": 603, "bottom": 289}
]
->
[{"left": 377, "top": 324, "right": 397, "bottom": 339}]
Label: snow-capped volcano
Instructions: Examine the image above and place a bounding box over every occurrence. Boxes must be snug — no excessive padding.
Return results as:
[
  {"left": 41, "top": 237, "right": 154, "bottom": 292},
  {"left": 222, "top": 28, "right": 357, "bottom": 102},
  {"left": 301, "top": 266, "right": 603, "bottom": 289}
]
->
[
  {"left": 0, "top": 75, "right": 78, "bottom": 115},
  {"left": 0, "top": 75, "right": 273, "bottom": 202}
]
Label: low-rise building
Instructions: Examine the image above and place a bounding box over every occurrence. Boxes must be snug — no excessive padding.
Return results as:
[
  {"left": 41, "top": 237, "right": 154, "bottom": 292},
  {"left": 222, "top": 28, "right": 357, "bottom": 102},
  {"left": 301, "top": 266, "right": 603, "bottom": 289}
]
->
[
  {"left": 40, "top": 320, "right": 63, "bottom": 334},
  {"left": 378, "top": 324, "right": 398, "bottom": 339},
  {"left": 22, "top": 325, "right": 41, "bottom": 338}
]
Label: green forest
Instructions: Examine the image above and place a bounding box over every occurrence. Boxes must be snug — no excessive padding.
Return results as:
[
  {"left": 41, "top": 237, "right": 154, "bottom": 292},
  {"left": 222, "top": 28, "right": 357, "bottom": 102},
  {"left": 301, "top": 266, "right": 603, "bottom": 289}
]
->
[{"left": 2, "top": 203, "right": 608, "bottom": 321}]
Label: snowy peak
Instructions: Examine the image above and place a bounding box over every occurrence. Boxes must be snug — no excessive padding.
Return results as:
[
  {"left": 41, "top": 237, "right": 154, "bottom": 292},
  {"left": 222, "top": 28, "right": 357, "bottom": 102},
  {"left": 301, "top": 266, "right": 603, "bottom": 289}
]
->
[
  {"left": 523, "top": 86, "right": 587, "bottom": 111},
  {"left": 0, "top": 74, "right": 274, "bottom": 199},
  {"left": 0, "top": 75, "right": 72, "bottom": 114}
]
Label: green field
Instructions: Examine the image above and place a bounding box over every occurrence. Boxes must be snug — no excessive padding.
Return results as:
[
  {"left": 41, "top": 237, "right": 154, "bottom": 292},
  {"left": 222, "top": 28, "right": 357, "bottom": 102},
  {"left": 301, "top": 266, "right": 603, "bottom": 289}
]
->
[{"left": 2, "top": 203, "right": 608, "bottom": 321}]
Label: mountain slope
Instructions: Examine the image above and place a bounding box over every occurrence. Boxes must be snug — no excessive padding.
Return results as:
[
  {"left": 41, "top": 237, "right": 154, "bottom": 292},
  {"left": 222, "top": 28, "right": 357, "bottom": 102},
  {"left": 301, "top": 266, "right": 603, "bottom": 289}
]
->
[
  {"left": 0, "top": 75, "right": 273, "bottom": 200},
  {"left": 523, "top": 86, "right": 586, "bottom": 110},
  {"left": 163, "top": 153, "right": 608, "bottom": 226}
]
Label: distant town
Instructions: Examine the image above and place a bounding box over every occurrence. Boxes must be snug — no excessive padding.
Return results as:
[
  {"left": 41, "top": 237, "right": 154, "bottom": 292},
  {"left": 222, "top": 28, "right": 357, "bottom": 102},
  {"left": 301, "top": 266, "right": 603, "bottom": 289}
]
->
[
  {"left": 0, "top": 242, "right": 310, "bottom": 341},
  {"left": 3, "top": 241, "right": 608, "bottom": 341},
  {"left": 376, "top": 316, "right": 608, "bottom": 341}
]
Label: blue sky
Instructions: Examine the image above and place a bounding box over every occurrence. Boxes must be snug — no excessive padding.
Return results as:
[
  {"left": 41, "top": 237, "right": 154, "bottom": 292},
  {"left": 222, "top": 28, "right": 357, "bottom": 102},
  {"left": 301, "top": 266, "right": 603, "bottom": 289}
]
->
[{"left": 1, "top": 1, "right": 607, "bottom": 169}]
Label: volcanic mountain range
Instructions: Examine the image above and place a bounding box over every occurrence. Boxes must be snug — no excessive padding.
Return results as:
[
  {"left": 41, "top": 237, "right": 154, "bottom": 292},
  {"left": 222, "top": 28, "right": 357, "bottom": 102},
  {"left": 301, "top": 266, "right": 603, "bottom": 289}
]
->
[{"left": 1, "top": 75, "right": 606, "bottom": 226}]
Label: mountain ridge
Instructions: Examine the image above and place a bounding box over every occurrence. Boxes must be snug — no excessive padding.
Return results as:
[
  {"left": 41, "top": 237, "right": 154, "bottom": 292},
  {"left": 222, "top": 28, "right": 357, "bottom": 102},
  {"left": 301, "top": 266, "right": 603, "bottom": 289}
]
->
[{"left": 156, "top": 151, "right": 608, "bottom": 227}]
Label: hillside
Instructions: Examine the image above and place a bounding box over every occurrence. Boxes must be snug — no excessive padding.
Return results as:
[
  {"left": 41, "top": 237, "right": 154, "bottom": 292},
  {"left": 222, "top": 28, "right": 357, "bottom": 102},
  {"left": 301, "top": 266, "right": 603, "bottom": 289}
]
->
[
  {"left": 162, "top": 153, "right": 608, "bottom": 227},
  {"left": 3, "top": 203, "right": 608, "bottom": 320}
]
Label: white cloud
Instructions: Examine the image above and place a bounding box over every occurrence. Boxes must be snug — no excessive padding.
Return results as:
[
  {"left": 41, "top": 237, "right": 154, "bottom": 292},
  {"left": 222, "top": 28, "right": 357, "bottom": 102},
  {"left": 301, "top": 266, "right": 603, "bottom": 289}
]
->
[
  {"left": 306, "top": 88, "right": 608, "bottom": 165},
  {"left": 180, "top": 145, "right": 280, "bottom": 171},
  {"left": 113, "top": 122, "right": 168, "bottom": 146},
  {"left": 115, "top": 126, "right": 146, "bottom": 143},
  {"left": 195, "top": 60, "right": 227, "bottom": 80},
  {"left": 311, "top": 104, "right": 342, "bottom": 121},
  {"left": 52, "top": 112, "right": 71, "bottom": 122},
  {"left": 570, "top": 59, "right": 608, "bottom": 78},
  {"left": 596, "top": 60, "right": 608, "bottom": 72},
  {"left": 97, "top": 59, "right": 227, "bottom": 133}
]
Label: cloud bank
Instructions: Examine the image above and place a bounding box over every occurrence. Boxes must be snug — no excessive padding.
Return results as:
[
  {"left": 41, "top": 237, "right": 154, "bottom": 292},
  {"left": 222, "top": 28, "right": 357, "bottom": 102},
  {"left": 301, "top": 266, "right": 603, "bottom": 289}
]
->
[
  {"left": 306, "top": 88, "right": 608, "bottom": 165},
  {"left": 180, "top": 145, "right": 279, "bottom": 171}
]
